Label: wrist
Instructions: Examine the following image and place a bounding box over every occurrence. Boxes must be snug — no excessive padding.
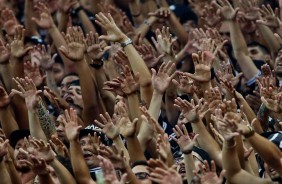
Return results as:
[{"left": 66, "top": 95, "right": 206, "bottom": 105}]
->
[
  {"left": 119, "top": 35, "right": 130, "bottom": 43},
  {"left": 243, "top": 125, "right": 255, "bottom": 138},
  {"left": 224, "top": 139, "right": 236, "bottom": 148},
  {"left": 182, "top": 149, "right": 192, "bottom": 155}
]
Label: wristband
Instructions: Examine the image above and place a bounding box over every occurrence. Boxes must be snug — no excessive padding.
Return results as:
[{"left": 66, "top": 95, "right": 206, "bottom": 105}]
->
[
  {"left": 90, "top": 59, "right": 104, "bottom": 69},
  {"left": 121, "top": 38, "right": 133, "bottom": 48},
  {"left": 244, "top": 125, "right": 255, "bottom": 138}
]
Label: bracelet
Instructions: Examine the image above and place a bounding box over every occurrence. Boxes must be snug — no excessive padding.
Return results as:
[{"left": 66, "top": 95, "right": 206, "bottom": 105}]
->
[
  {"left": 244, "top": 125, "right": 255, "bottom": 138},
  {"left": 121, "top": 38, "right": 133, "bottom": 48},
  {"left": 90, "top": 59, "right": 104, "bottom": 69}
]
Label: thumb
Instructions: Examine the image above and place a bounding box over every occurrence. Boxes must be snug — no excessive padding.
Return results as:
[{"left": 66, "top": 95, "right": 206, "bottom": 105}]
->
[{"left": 9, "top": 89, "right": 23, "bottom": 98}]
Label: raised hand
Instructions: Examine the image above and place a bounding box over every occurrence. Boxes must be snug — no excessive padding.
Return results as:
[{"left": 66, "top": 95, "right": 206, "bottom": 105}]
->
[
  {"left": 174, "top": 98, "right": 208, "bottom": 123},
  {"left": 0, "top": 39, "right": 10, "bottom": 64},
  {"left": 61, "top": 108, "right": 82, "bottom": 141},
  {"left": 24, "top": 61, "right": 45, "bottom": 87},
  {"left": 19, "top": 154, "right": 51, "bottom": 175},
  {"left": 95, "top": 12, "right": 127, "bottom": 42},
  {"left": 113, "top": 49, "right": 130, "bottom": 67},
  {"left": 118, "top": 115, "right": 138, "bottom": 138},
  {"left": 0, "top": 138, "right": 9, "bottom": 161},
  {"left": 216, "top": 62, "right": 242, "bottom": 87},
  {"left": 156, "top": 134, "right": 171, "bottom": 161},
  {"left": 171, "top": 124, "right": 198, "bottom": 154},
  {"left": 10, "top": 26, "right": 32, "bottom": 58},
  {"left": 219, "top": 98, "right": 237, "bottom": 114},
  {"left": 98, "top": 144, "right": 127, "bottom": 169},
  {"left": 148, "top": 8, "right": 171, "bottom": 19},
  {"left": 32, "top": 2, "right": 54, "bottom": 29},
  {"left": 186, "top": 51, "right": 214, "bottom": 82},
  {"left": 98, "top": 155, "right": 128, "bottom": 184},
  {"left": 86, "top": 31, "right": 110, "bottom": 61},
  {"left": 60, "top": 26, "right": 86, "bottom": 62},
  {"left": 257, "top": 4, "right": 280, "bottom": 28},
  {"left": 94, "top": 112, "right": 120, "bottom": 140},
  {"left": 58, "top": 0, "right": 78, "bottom": 13},
  {"left": 149, "top": 165, "right": 182, "bottom": 184},
  {"left": 0, "top": 87, "right": 11, "bottom": 108},
  {"left": 194, "top": 160, "right": 225, "bottom": 184},
  {"left": 205, "top": 87, "right": 222, "bottom": 113},
  {"left": 261, "top": 64, "right": 276, "bottom": 86},
  {"left": 222, "top": 111, "right": 250, "bottom": 136},
  {"left": 238, "top": 0, "right": 260, "bottom": 21},
  {"left": 12, "top": 77, "right": 41, "bottom": 112},
  {"left": 103, "top": 66, "right": 140, "bottom": 96},
  {"left": 0, "top": 8, "right": 18, "bottom": 35},
  {"left": 172, "top": 72, "right": 196, "bottom": 95},
  {"left": 213, "top": 0, "right": 240, "bottom": 20},
  {"left": 152, "top": 27, "right": 175, "bottom": 56},
  {"left": 36, "top": 45, "right": 55, "bottom": 71},
  {"left": 151, "top": 61, "right": 176, "bottom": 93},
  {"left": 201, "top": 5, "right": 222, "bottom": 27},
  {"left": 211, "top": 108, "right": 239, "bottom": 141},
  {"left": 26, "top": 137, "right": 56, "bottom": 163},
  {"left": 135, "top": 44, "right": 164, "bottom": 68},
  {"left": 49, "top": 135, "right": 69, "bottom": 158}
]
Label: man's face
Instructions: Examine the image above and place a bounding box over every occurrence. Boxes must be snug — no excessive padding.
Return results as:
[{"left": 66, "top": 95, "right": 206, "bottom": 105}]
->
[
  {"left": 52, "top": 63, "right": 65, "bottom": 85},
  {"left": 79, "top": 136, "right": 99, "bottom": 168},
  {"left": 177, "top": 113, "right": 187, "bottom": 126},
  {"left": 219, "top": 22, "right": 231, "bottom": 46},
  {"left": 55, "top": 115, "right": 67, "bottom": 142},
  {"left": 14, "top": 139, "right": 30, "bottom": 172},
  {"left": 248, "top": 46, "right": 267, "bottom": 61},
  {"left": 132, "top": 165, "right": 152, "bottom": 184},
  {"left": 274, "top": 50, "right": 282, "bottom": 76},
  {"left": 64, "top": 85, "right": 83, "bottom": 109},
  {"left": 60, "top": 75, "right": 79, "bottom": 98}
]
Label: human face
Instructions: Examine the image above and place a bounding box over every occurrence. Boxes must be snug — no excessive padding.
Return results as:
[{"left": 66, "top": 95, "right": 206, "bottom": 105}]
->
[
  {"left": 55, "top": 115, "right": 66, "bottom": 142},
  {"left": 132, "top": 165, "right": 152, "bottom": 184},
  {"left": 219, "top": 22, "right": 231, "bottom": 45},
  {"left": 176, "top": 153, "right": 204, "bottom": 179},
  {"left": 79, "top": 136, "right": 100, "bottom": 168},
  {"left": 60, "top": 75, "right": 79, "bottom": 97},
  {"left": 64, "top": 85, "right": 84, "bottom": 109},
  {"left": 275, "top": 50, "right": 282, "bottom": 76},
  {"left": 177, "top": 113, "right": 187, "bottom": 126},
  {"left": 14, "top": 139, "right": 31, "bottom": 172},
  {"left": 247, "top": 46, "right": 267, "bottom": 61},
  {"left": 52, "top": 63, "right": 65, "bottom": 85}
]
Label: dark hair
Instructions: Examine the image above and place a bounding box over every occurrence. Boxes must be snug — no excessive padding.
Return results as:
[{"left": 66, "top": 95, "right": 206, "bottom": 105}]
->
[
  {"left": 54, "top": 54, "right": 64, "bottom": 66},
  {"left": 131, "top": 160, "right": 148, "bottom": 168},
  {"left": 247, "top": 41, "right": 270, "bottom": 54}
]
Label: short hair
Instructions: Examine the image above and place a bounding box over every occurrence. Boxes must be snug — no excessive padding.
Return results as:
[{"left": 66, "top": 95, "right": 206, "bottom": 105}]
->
[
  {"left": 247, "top": 41, "right": 270, "bottom": 54},
  {"left": 131, "top": 160, "right": 148, "bottom": 168}
]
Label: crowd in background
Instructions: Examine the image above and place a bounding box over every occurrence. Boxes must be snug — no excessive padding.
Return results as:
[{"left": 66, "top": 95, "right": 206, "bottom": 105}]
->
[{"left": 1, "top": 0, "right": 282, "bottom": 183}]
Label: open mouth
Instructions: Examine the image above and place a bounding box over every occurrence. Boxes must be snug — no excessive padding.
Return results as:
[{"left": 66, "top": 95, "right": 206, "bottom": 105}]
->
[
  {"left": 17, "top": 154, "right": 28, "bottom": 161},
  {"left": 83, "top": 151, "right": 94, "bottom": 159},
  {"left": 65, "top": 96, "right": 74, "bottom": 104}
]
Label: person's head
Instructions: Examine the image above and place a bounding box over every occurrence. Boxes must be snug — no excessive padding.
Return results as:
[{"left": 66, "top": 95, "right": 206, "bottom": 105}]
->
[
  {"left": 52, "top": 55, "right": 65, "bottom": 85},
  {"left": 131, "top": 161, "right": 152, "bottom": 184},
  {"left": 10, "top": 130, "right": 31, "bottom": 173},
  {"left": 247, "top": 42, "right": 271, "bottom": 62},
  {"left": 55, "top": 114, "right": 68, "bottom": 144},
  {"left": 219, "top": 22, "right": 231, "bottom": 46},
  {"left": 274, "top": 48, "right": 282, "bottom": 77},
  {"left": 79, "top": 130, "right": 100, "bottom": 169},
  {"left": 59, "top": 73, "right": 79, "bottom": 98}
]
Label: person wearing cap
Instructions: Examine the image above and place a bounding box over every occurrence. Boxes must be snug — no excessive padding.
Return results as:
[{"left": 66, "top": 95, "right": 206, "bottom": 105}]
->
[{"left": 10, "top": 129, "right": 36, "bottom": 184}]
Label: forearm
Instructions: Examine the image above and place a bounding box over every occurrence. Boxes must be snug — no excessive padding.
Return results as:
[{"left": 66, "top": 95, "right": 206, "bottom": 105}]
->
[
  {"left": 28, "top": 110, "right": 47, "bottom": 141},
  {"left": 127, "top": 93, "right": 141, "bottom": 130},
  {"left": 70, "top": 140, "right": 94, "bottom": 184},
  {"left": 38, "top": 174, "right": 55, "bottom": 184},
  {"left": 76, "top": 60, "right": 99, "bottom": 125},
  {"left": 58, "top": 12, "right": 69, "bottom": 32},
  {"left": 36, "top": 99, "right": 57, "bottom": 140},
  {"left": 0, "top": 107, "right": 19, "bottom": 139},
  {"left": 168, "top": 13, "right": 189, "bottom": 44},
  {"left": 148, "top": 90, "right": 163, "bottom": 119},
  {"left": 0, "top": 161, "right": 12, "bottom": 184},
  {"left": 257, "top": 24, "right": 281, "bottom": 53},
  {"left": 92, "top": 67, "right": 115, "bottom": 116},
  {"left": 135, "top": 16, "right": 157, "bottom": 38},
  {"left": 112, "top": 136, "right": 130, "bottom": 163},
  {"left": 165, "top": 84, "right": 179, "bottom": 125},
  {"left": 229, "top": 21, "right": 258, "bottom": 79},
  {"left": 192, "top": 120, "right": 222, "bottom": 168},
  {"left": 126, "top": 137, "right": 146, "bottom": 163},
  {"left": 5, "top": 158, "right": 22, "bottom": 184},
  {"left": 247, "top": 133, "right": 282, "bottom": 175},
  {"left": 184, "top": 154, "right": 195, "bottom": 184},
  {"left": 50, "top": 158, "right": 76, "bottom": 184},
  {"left": 0, "top": 64, "right": 12, "bottom": 92},
  {"left": 24, "top": 0, "right": 38, "bottom": 36},
  {"left": 73, "top": 3, "right": 96, "bottom": 34}
]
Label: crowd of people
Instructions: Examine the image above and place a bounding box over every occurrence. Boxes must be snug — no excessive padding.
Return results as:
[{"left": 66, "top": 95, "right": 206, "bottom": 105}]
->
[{"left": 1, "top": 0, "right": 282, "bottom": 183}]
